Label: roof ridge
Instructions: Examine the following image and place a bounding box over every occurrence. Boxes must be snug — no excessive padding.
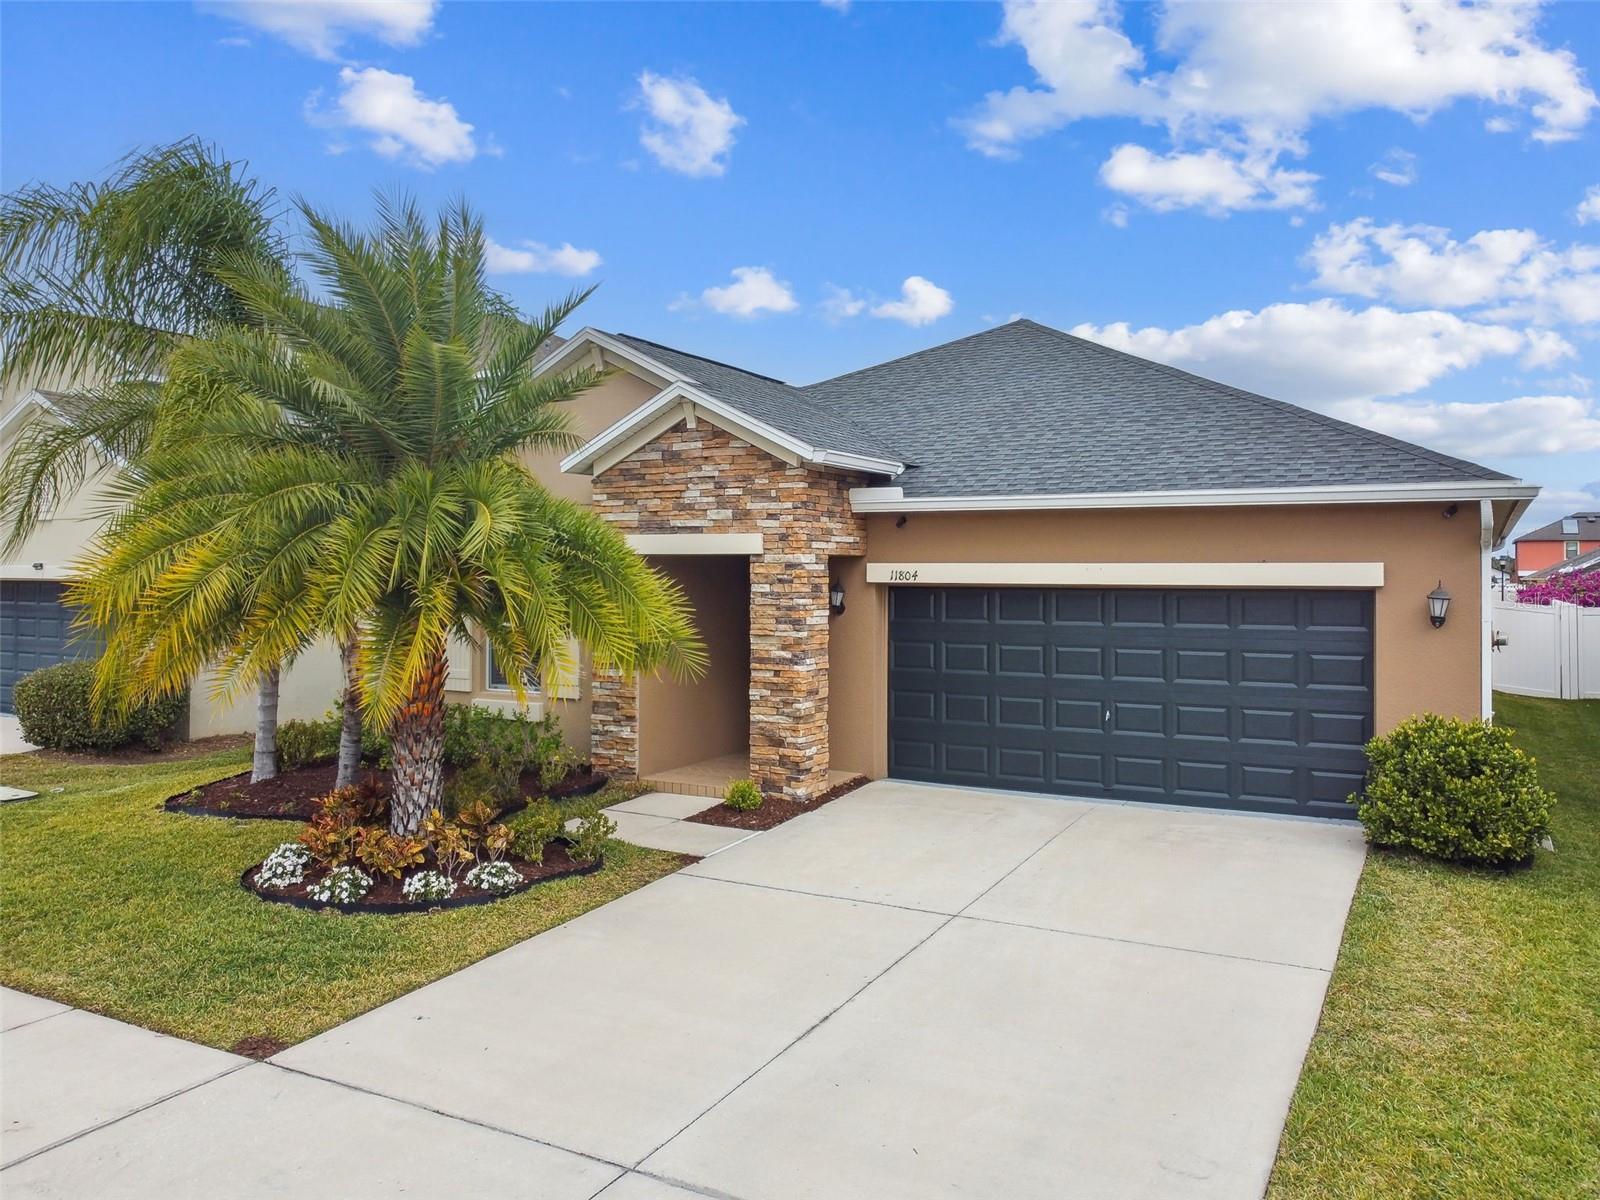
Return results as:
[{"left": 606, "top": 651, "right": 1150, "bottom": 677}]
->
[
  {"left": 1022, "top": 320, "right": 1510, "bottom": 484},
  {"left": 612, "top": 332, "right": 792, "bottom": 386}
]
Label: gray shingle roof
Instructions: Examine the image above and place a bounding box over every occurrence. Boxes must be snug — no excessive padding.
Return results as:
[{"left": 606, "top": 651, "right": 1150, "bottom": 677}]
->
[
  {"left": 1515, "top": 512, "right": 1600, "bottom": 542},
  {"left": 611, "top": 334, "right": 904, "bottom": 464},
  {"left": 801, "top": 320, "right": 1514, "bottom": 497},
  {"left": 612, "top": 320, "right": 1516, "bottom": 496}
]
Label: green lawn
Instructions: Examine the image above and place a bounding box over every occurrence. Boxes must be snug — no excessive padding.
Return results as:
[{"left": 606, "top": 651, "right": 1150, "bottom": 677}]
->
[
  {"left": 1269, "top": 694, "right": 1600, "bottom": 1200},
  {"left": 0, "top": 745, "right": 686, "bottom": 1050}
]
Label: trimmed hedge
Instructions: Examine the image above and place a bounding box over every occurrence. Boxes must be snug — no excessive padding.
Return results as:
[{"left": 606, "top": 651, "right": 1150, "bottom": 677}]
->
[
  {"left": 1356, "top": 714, "right": 1555, "bottom": 867},
  {"left": 12, "top": 661, "right": 187, "bottom": 752}
]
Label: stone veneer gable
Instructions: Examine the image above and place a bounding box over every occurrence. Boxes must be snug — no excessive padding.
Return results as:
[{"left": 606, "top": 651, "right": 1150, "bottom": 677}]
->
[{"left": 589, "top": 421, "right": 868, "bottom": 801}]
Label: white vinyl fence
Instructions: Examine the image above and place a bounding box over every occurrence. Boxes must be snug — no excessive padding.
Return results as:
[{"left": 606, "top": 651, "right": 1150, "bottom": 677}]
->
[{"left": 1491, "top": 600, "right": 1600, "bottom": 700}]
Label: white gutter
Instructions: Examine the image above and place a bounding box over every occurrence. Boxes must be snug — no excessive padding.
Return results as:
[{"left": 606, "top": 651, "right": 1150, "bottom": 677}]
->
[{"left": 849, "top": 479, "right": 1540, "bottom": 513}]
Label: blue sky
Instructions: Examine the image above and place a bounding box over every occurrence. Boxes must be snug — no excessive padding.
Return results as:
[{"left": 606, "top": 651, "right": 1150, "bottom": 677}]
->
[{"left": 3, "top": 1, "right": 1597, "bottom": 534}]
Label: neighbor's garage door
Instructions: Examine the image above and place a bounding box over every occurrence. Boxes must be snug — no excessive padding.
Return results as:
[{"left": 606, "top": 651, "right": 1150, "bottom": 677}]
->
[
  {"left": 0, "top": 581, "right": 92, "bottom": 713},
  {"left": 888, "top": 587, "right": 1373, "bottom": 818}
]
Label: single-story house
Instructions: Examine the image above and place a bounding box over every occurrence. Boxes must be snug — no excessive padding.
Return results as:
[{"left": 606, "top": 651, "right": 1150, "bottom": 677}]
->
[
  {"left": 3, "top": 320, "right": 1540, "bottom": 822},
  {"left": 525, "top": 318, "right": 1536, "bottom": 820}
]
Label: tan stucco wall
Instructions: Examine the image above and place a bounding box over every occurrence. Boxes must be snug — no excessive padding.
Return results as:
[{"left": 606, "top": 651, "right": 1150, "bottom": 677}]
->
[
  {"left": 832, "top": 502, "right": 1484, "bottom": 779},
  {"left": 637, "top": 555, "right": 750, "bottom": 775},
  {"left": 521, "top": 371, "right": 661, "bottom": 505}
]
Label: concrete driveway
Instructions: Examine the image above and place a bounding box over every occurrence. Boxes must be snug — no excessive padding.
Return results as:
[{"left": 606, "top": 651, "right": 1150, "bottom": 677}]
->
[{"left": 3, "top": 781, "right": 1366, "bottom": 1199}]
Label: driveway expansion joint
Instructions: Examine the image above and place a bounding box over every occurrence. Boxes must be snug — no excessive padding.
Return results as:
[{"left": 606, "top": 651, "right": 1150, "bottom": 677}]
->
[{"left": 0, "top": 1060, "right": 252, "bottom": 1173}]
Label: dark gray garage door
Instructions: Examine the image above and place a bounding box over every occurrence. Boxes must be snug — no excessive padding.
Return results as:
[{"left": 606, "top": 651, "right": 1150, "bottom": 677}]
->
[
  {"left": 0, "top": 581, "right": 95, "bottom": 712},
  {"left": 889, "top": 587, "right": 1373, "bottom": 818}
]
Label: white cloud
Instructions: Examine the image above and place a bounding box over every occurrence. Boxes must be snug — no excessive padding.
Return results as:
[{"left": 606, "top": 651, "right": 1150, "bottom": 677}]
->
[
  {"left": 694, "top": 267, "right": 797, "bottom": 318},
  {"left": 1369, "top": 147, "right": 1418, "bottom": 187},
  {"left": 1070, "top": 300, "right": 1569, "bottom": 405},
  {"left": 485, "top": 237, "right": 601, "bottom": 277},
  {"left": 315, "top": 67, "right": 477, "bottom": 167},
  {"left": 820, "top": 0, "right": 851, "bottom": 10},
  {"left": 1485, "top": 115, "right": 1518, "bottom": 133},
  {"left": 870, "top": 276, "right": 955, "bottom": 326},
  {"left": 635, "top": 72, "right": 743, "bottom": 177},
  {"left": 200, "top": 0, "right": 436, "bottom": 60},
  {"left": 820, "top": 284, "right": 866, "bottom": 322},
  {"left": 1577, "top": 185, "right": 1600, "bottom": 225},
  {"left": 1305, "top": 218, "right": 1600, "bottom": 325},
  {"left": 1328, "top": 394, "right": 1600, "bottom": 458},
  {"left": 1099, "top": 144, "right": 1317, "bottom": 213},
  {"left": 957, "top": 0, "right": 1596, "bottom": 212}
]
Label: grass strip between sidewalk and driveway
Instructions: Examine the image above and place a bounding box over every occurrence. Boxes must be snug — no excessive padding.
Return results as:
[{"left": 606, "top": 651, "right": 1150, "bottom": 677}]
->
[
  {"left": 0, "top": 745, "right": 686, "bottom": 1050},
  {"left": 1269, "top": 693, "right": 1600, "bottom": 1200}
]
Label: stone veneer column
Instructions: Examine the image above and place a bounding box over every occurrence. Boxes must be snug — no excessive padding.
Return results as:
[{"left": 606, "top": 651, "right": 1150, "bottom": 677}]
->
[
  {"left": 589, "top": 666, "right": 638, "bottom": 779},
  {"left": 748, "top": 553, "right": 831, "bottom": 801}
]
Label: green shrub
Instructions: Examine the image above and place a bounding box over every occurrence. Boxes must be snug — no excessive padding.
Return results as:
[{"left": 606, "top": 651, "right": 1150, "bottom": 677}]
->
[
  {"left": 567, "top": 810, "right": 615, "bottom": 864},
  {"left": 724, "top": 778, "right": 764, "bottom": 811},
  {"left": 276, "top": 715, "right": 341, "bottom": 770},
  {"left": 275, "top": 708, "right": 388, "bottom": 772},
  {"left": 441, "top": 704, "right": 569, "bottom": 781},
  {"left": 1356, "top": 714, "right": 1555, "bottom": 867},
  {"left": 510, "top": 800, "right": 565, "bottom": 865},
  {"left": 11, "top": 662, "right": 186, "bottom": 752}
]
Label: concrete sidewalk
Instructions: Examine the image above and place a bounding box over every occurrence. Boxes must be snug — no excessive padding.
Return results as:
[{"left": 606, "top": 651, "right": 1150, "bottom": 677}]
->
[{"left": 3, "top": 783, "right": 1366, "bottom": 1199}]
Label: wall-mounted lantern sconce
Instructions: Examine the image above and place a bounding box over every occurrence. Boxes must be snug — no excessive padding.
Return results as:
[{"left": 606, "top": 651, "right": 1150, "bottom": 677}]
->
[
  {"left": 1427, "top": 581, "right": 1452, "bottom": 628},
  {"left": 829, "top": 579, "right": 846, "bottom": 616}
]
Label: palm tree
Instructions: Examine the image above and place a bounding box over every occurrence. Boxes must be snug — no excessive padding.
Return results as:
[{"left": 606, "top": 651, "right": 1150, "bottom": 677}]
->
[
  {"left": 74, "top": 197, "right": 703, "bottom": 833},
  {"left": 0, "top": 140, "right": 310, "bottom": 782}
]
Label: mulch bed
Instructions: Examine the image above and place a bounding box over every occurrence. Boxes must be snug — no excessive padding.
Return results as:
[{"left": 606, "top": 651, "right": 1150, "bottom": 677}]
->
[
  {"left": 242, "top": 840, "right": 602, "bottom": 915},
  {"left": 688, "top": 774, "right": 869, "bottom": 831},
  {"left": 230, "top": 1035, "right": 289, "bottom": 1060},
  {"left": 166, "top": 761, "right": 607, "bottom": 821}
]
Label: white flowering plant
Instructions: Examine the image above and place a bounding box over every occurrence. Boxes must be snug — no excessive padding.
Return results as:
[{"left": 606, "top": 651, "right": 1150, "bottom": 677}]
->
[
  {"left": 307, "top": 865, "right": 372, "bottom": 904},
  {"left": 401, "top": 870, "right": 457, "bottom": 903},
  {"left": 465, "top": 861, "right": 523, "bottom": 895},
  {"left": 257, "top": 842, "right": 311, "bottom": 889}
]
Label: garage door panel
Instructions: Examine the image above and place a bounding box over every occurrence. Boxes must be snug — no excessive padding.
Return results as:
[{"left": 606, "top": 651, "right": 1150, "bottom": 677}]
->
[
  {"left": 888, "top": 586, "right": 1371, "bottom": 817},
  {"left": 996, "top": 695, "right": 1047, "bottom": 729},
  {"left": 941, "top": 692, "right": 989, "bottom": 725}
]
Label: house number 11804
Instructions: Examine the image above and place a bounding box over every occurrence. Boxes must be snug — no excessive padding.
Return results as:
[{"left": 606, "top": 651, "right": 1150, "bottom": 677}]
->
[{"left": 888, "top": 569, "right": 920, "bottom": 581}]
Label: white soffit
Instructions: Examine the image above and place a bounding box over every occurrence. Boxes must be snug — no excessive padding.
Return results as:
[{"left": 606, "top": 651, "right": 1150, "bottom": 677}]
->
[{"left": 865, "top": 562, "right": 1387, "bottom": 588}]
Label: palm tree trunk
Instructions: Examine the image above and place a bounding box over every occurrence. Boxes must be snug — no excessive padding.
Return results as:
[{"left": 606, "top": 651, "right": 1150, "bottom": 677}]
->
[
  {"left": 388, "top": 646, "right": 447, "bottom": 835},
  {"left": 251, "top": 666, "right": 280, "bottom": 783},
  {"left": 335, "top": 637, "right": 363, "bottom": 790}
]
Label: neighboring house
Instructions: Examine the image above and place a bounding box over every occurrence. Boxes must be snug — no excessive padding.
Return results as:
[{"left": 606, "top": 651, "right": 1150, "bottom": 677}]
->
[
  {"left": 0, "top": 383, "right": 349, "bottom": 733},
  {"left": 2, "top": 319, "right": 1540, "bottom": 822},
  {"left": 1513, "top": 512, "right": 1600, "bottom": 578},
  {"left": 538, "top": 318, "right": 1535, "bottom": 820},
  {"left": 1523, "top": 544, "right": 1600, "bottom": 581}
]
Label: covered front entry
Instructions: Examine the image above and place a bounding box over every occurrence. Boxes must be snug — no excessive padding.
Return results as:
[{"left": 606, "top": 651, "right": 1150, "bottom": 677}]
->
[{"left": 888, "top": 586, "right": 1374, "bottom": 817}]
